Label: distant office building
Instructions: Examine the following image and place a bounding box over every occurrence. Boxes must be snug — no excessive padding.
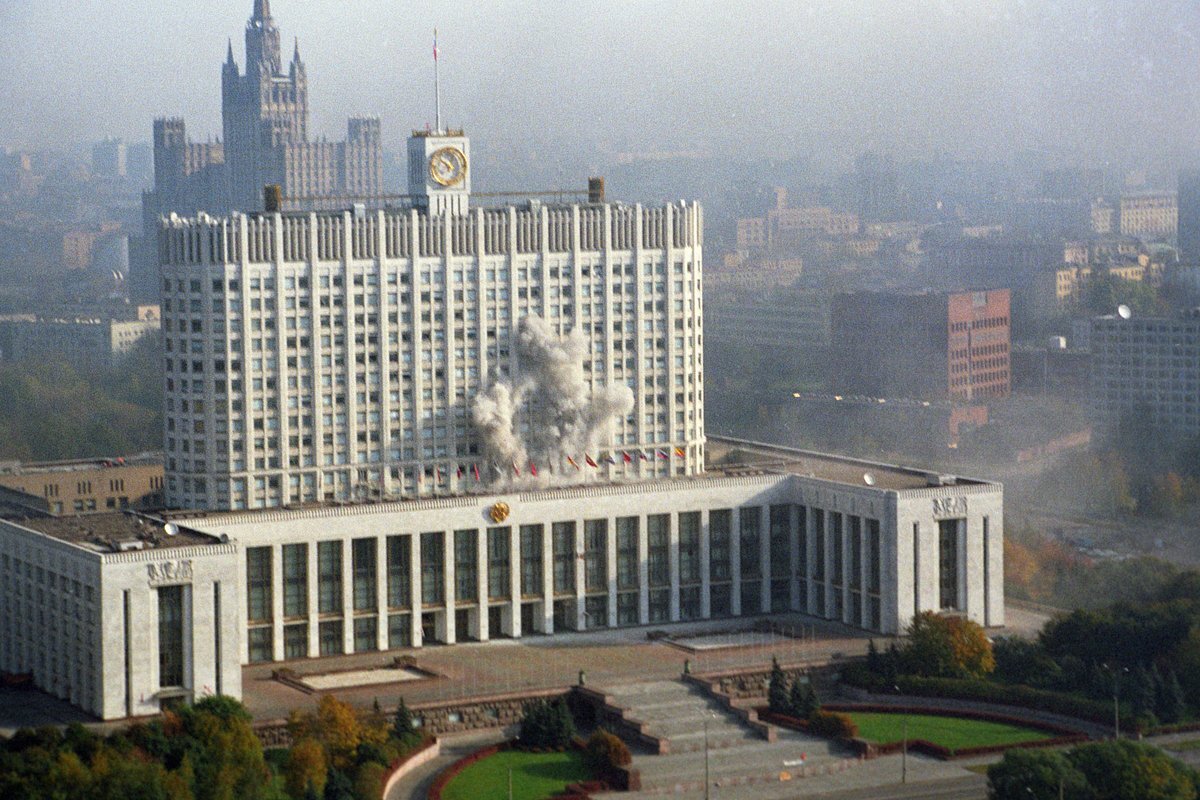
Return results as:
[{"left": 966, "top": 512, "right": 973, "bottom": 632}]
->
[
  {"left": 853, "top": 152, "right": 901, "bottom": 223},
  {"left": 0, "top": 310, "right": 159, "bottom": 368},
  {"left": 1178, "top": 170, "right": 1200, "bottom": 264},
  {"left": 92, "top": 138, "right": 128, "bottom": 179},
  {"left": 0, "top": 457, "right": 163, "bottom": 517},
  {"left": 134, "top": 0, "right": 384, "bottom": 298},
  {"left": 705, "top": 288, "right": 831, "bottom": 353},
  {"left": 1091, "top": 200, "right": 1115, "bottom": 235},
  {"left": 1120, "top": 191, "right": 1177, "bottom": 241},
  {"left": 830, "top": 289, "right": 1011, "bottom": 402},
  {"left": 1091, "top": 309, "right": 1200, "bottom": 435},
  {"left": 1031, "top": 255, "right": 1164, "bottom": 320},
  {"left": 735, "top": 188, "right": 859, "bottom": 255}
]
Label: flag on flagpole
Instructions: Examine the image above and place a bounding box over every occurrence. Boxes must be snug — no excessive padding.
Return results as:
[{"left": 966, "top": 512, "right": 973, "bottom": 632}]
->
[
  {"left": 456, "top": 465, "right": 463, "bottom": 479},
  {"left": 657, "top": 450, "right": 670, "bottom": 460},
  {"left": 433, "top": 29, "right": 439, "bottom": 61},
  {"left": 638, "top": 451, "right": 650, "bottom": 461},
  {"left": 472, "top": 463, "right": 481, "bottom": 481},
  {"left": 604, "top": 454, "right": 617, "bottom": 465},
  {"left": 530, "top": 462, "right": 538, "bottom": 477},
  {"left": 512, "top": 460, "right": 521, "bottom": 476},
  {"left": 585, "top": 455, "right": 598, "bottom": 468},
  {"left": 622, "top": 452, "right": 632, "bottom": 464},
  {"left": 567, "top": 455, "right": 580, "bottom": 470},
  {"left": 674, "top": 447, "right": 686, "bottom": 458},
  {"left": 435, "top": 467, "right": 444, "bottom": 482}
]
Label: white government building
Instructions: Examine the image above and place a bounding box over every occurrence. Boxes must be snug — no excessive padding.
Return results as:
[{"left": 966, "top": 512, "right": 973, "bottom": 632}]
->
[{"left": 0, "top": 126, "right": 1004, "bottom": 721}]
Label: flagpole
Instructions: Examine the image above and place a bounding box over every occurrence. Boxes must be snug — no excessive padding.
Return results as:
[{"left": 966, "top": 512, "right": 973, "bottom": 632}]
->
[{"left": 433, "top": 28, "right": 441, "bottom": 133}]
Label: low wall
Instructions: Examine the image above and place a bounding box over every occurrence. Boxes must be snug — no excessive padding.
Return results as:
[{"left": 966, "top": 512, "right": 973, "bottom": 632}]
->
[
  {"left": 380, "top": 737, "right": 440, "bottom": 799},
  {"left": 700, "top": 661, "right": 840, "bottom": 701},
  {"left": 759, "top": 704, "right": 1089, "bottom": 760}
]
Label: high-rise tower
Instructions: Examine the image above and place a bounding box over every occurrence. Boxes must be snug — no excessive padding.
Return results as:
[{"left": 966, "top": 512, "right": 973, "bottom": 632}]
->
[{"left": 134, "top": 1, "right": 383, "bottom": 299}]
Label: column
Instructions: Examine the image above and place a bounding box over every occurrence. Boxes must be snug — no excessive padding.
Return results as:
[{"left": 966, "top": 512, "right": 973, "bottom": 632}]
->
[
  {"left": 858, "top": 517, "right": 868, "bottom": 628},
  {"left": 541, "top": 523, "right": 554, "bottom": 634},
  {"left": 307, "top": 540, "right": 320, "bottom": 656},
  {"left": 476, "top": 529, "right": 489, "bottom": 641},
  {"left": 789, "top": 505, "right": 801, "bottom": 611},
  {"left": 376, "top": 536, "right": 388, "bottom": 651},
  {"left": 574, "top": 518, "right": 586, "bottom": 631},
  {"left": 509, "top": 526, "right": 522, "bottom": 638},
  {"left": 409, "top": 534, "right": 422, "bottom": 647},
  {"left": 699, "top": 510, "right": 712, "bottom": 619},
  {"left": 637, "top": 515, "right": 650, "bottom": 624},
  {"left": 341, "top": 538, "right": 354, "bottom": 654},
  {"left": 441, "top": 530, "right": 455, "bottom": 644},
  {"left": 759, "top": 505, "right": 771, "bottom": 614},
  {"left": 271, "top": 543, "right": 284, "bottom": 661},
  {"left": 668, "top": 512, "right": 681, "bottom": 622},
  {"left": 606, "top": 516, "right": 619, "bottom": 628}
]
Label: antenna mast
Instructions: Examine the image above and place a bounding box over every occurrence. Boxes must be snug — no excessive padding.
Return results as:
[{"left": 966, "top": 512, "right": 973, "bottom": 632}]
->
[{"left": 433, "top": 28, "right": 441, "bottom": 133}]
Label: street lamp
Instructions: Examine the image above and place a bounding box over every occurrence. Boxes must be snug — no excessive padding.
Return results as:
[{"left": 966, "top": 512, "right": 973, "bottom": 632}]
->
[
  {"left": 1102, "top": 663, "right": 1129, "bottom": 738},
  {"left": 894, "top": 685, "right": 907, "bottom": 785}
]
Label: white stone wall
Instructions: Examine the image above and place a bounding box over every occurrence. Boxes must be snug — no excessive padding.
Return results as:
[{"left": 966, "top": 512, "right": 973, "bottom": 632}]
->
[{"left": 160, "top": 201, "right": 705, "bottom": 511}]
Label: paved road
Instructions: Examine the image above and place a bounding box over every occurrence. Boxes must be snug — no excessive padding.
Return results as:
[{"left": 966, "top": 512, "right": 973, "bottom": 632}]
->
[{"left": 384, "top": 729, "right": 508, "bottom": 800}]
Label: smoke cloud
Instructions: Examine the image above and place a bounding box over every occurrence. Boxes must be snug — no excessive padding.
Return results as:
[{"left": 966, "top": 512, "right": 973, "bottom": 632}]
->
[{"left": 472, "top": 315, "right": 635, "bottom": 486}]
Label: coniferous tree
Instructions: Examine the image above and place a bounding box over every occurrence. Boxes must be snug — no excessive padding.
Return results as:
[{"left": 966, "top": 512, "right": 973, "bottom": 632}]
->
[
  {"left": 392, "top": 698, "right": 417, "bottom": 746},
  {"left": 788, "top": 678, "right": 807, "bottom": 718},
  {"left": 768, "top": 658, "right": 790, "bottom": 714},
  {"left": 1130, "top": 665, "right": 1158, "bottom": 722},
  {"left": 1161, "top": 669, "right": 1187, "bottom": 724},
  {"left": 866, "top": 640, "right": 881, "bottom": 675}
]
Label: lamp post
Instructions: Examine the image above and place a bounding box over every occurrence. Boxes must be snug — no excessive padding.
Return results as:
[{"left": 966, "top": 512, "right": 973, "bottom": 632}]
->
[
  {"left": 894, "top": 685, "right": 907, "bottom": 784},
  {"left": 1103, "top": 663, "right": 1128, "bottom": 738},
  {"left": 704, "top": 718, "right": 711, "bottom": 800}
]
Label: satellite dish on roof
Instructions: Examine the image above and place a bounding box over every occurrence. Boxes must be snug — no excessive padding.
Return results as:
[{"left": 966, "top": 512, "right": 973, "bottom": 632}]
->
[
  {"left": 863, "top": 473, "right": 876, "bottom": 486},
  {"left": 164, "top": 522, "right": 180, "bottom": 537},
  {"left": 1117, "top": 304, "right": 1132, "bottom": 320}
]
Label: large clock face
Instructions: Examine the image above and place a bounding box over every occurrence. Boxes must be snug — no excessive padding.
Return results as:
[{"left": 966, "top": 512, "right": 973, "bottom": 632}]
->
[{"left": 429, "top": 146, "right": 467, "bottom": 188}]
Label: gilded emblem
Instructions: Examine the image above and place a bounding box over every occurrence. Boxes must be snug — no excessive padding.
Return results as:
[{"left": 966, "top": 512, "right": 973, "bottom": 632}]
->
[{"left": 489, "top": 501, "right": 510, "bottom": 523}]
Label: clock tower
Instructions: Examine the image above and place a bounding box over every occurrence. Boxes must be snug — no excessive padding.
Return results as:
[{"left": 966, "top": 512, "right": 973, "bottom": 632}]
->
[{"left": 408, "top": 129, "right": 471, "bottom": 215}]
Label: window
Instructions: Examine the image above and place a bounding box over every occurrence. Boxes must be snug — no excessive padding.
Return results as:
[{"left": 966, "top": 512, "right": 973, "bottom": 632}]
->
[
  {"left": 739, "top": 507, "right": 761, "bottom": 578},
  {"left": 584, "top": 519, "right": 607, "bottom": 592},
  {"left": 158, "top": 585, "right": 185, "bottom": 685},
  {"left": 354, "top": 617, "right": 378, "bottom": 652},
  {"left": 246, "top": 547, "right": 272, "bottom": 623},
  {"left": 709, "top": 509, "right": 731, "bottom": 582},
  {"left": 616, "top": 517, "right": 638, "bottom": 590},
  {"left": 319, "top": 620, "right": 343, "bottom": 656},
  {"left": 421, "top": 532, "right": 444, "bottom": 605},
  {"left": 647, "top": 514, "right": 669, "bottom": 587},
  {"left": 282, "top": 544, "right": 307, "bottom": 618},
  {"left": 352, "top": 538, "right": 377, "bottom": 612},
  {"left": 387, "top": 536, "right": 411, "bottom": 608},
  {"left": 318, "top": 541, "right": 343, "bottom": 614},
  {"left": 488, "top": 527, "right": 511, "bottom": 600},
  {"left": 247, "top": 626, "right": 273, "bottom": 664},
  {"left": 770, "top": 505, "right": 791, "bottom": 578},
  {"left": 813, "top": 509, "right": 826, "bottom": 582},
  {"left": 388, "top": 613, "right": 411, "bottom": 648},
  {"left": 552, "top": 522, "right": 575, "bottom": 594},
  {"left": 939, "top": 519, "right": 960, "bottom": 610},
  {"left": 520, "top": 524, "right": 543, "bottom": 596},
  {"left": 678, "top": 512, "right": 701, "bottom": 584},
  {"left": 454, "top": 530, "right": 478, "bottom": 603},
  {"left": 284, "top": 623, "right": 308, "bottom": 659},
  {"left": 831, "top": 514, "right": 844, "bottom": 588}
]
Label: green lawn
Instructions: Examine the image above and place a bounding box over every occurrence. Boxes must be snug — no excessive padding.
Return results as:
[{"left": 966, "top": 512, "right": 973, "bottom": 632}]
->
[
  {"left": 846, "top": 712, "right": 1054, "bottom": 751},
  {"left": 440, "top": 749, "right": 593, "bottom": 800}
]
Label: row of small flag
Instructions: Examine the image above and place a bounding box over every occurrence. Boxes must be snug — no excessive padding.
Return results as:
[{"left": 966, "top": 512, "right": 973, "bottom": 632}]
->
[{"left": 417, "top": 448, "right": 687, "bottom": 482}]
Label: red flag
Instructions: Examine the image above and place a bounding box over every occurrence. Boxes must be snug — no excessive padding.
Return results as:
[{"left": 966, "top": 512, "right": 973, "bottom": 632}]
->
[
  {"left": 585, "top": 455, "right": 598, "bottom": 468},
  {"left": 456, "top": 465, "right": 463, "bottom": 479},
  {"left": 657, "top": 450, "right": 670, "bottom": 460},
  {"left": 512, "top": 460, "right": 521, "bottom": 476},
  {"left": 472, "top": 463, "right": 480, "bottom": 481},
  {"left": 623, "top": 452, "right": 632, "bottom": 463},
  {"left": 530, "top": 462, "right": 538, "bottom": 477},
  {"left": 433, "top": 29, "right": 439, "bottom": 61},
  {"left": 567, "top": 455, "right": 580, "bottom": 470}
]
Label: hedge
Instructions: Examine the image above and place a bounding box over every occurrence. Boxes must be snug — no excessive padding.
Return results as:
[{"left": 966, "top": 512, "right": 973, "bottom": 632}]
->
[{"left": 841, "top": 663, "right": 1129, "bottom": 729}]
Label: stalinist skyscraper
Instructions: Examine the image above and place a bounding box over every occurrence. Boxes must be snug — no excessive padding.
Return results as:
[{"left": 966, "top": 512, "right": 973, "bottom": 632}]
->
[{"left": 134, "top": 1, "right": 384, "bottom": 298}]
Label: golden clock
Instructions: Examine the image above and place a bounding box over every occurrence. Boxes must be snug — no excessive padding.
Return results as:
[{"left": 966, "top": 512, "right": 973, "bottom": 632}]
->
[{"left": 429, "top": 146, "right": 467, "bottom": 187}]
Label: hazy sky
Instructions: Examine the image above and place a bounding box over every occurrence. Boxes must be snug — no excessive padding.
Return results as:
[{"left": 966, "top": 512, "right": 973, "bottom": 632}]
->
[{"left": 3, "top": 0, "right": 1200, "bottom": 170}]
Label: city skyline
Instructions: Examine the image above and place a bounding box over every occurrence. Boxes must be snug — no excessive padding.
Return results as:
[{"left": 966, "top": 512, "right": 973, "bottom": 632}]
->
[{"left": 4, "top": 1, "right": 1200, "bottom": 172}]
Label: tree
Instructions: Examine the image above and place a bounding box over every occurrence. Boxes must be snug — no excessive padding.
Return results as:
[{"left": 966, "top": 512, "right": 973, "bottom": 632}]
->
[
  {"left": 322, "top": 769, "right": 355, "bottom": 800},
  {"left": 283, "top": 738, "right": 327, "bottom": 800},
  {"left": 903, "top": 611, "right": 995, "bottom": 679},
  {"left": 289, "top": 696, "right": 365, "bottom": 772},
  {"left": 788, "top": 677, "right": 818, "bottom": 719},
  {"left": 987, "top": 748, "right": 1089, "bottom": 800},
  {"left": 350, "top": 762, "right": 386, "bottom": 800},
  {"left": 392, "top": 698, "right": 419, "bottom": 749},
  {"left": 768, "top": 658, "right": 790, "bottom": 714},
  {"left": 1160, "top": 669, "right": 1188, "bottom": 724},
  {"left": 1069, "top": 739, "right": 1199, "bottom": 800},
  {"left": 865, "top": 640, "right": 881, "bottom": 674}
]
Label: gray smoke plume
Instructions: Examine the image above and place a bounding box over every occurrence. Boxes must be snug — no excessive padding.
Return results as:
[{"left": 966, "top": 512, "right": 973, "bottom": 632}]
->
[{"left": 472, "top": 315, "right": 634, "bottom": 485}]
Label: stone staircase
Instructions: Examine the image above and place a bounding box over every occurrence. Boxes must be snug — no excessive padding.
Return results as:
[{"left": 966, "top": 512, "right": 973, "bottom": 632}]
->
[{"left": 604, "top": 680, "right": 758, "bottom": 752}]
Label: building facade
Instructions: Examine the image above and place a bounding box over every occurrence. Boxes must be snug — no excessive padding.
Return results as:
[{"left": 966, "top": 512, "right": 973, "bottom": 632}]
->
[
  {"left": 1090, "top": 310, "right": 1200, "bottom": 435},
  {"left": 0, "top": 312, "right": 159, "bottom": 368},
  {"left": 830, "top": 289, "right": 1011, "bottom": 403},
  {"left": 1120, "top": 191, "right": 1177, "bottom": 241},
  {"left": 0, "top": 457, "right": 163, "bottom": 517},
  {"left": 159, "top": 125, "right": 704, "bottom": 511},
  {"left": 0, "top": 440, "right": 1004, "bottom": 720}
]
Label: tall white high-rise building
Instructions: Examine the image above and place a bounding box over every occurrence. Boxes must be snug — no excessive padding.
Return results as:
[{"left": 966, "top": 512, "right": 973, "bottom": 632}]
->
[{"left": 159, "top": 128, "right": 705, "bottom": 511}]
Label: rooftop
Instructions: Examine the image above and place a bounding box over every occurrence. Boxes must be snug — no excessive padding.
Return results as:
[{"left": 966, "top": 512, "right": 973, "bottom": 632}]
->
[
  {"left": 8, "top": 512, "right": 221, "bottom": 552},
  {"left": 0, "top": 454, "right": 162, "bottom": 477}
]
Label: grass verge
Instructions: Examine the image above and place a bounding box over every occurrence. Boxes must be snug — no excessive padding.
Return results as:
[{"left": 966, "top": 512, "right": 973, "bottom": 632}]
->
[{"left": 439, "top": 748, "right": 592, "bottom": 800}]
